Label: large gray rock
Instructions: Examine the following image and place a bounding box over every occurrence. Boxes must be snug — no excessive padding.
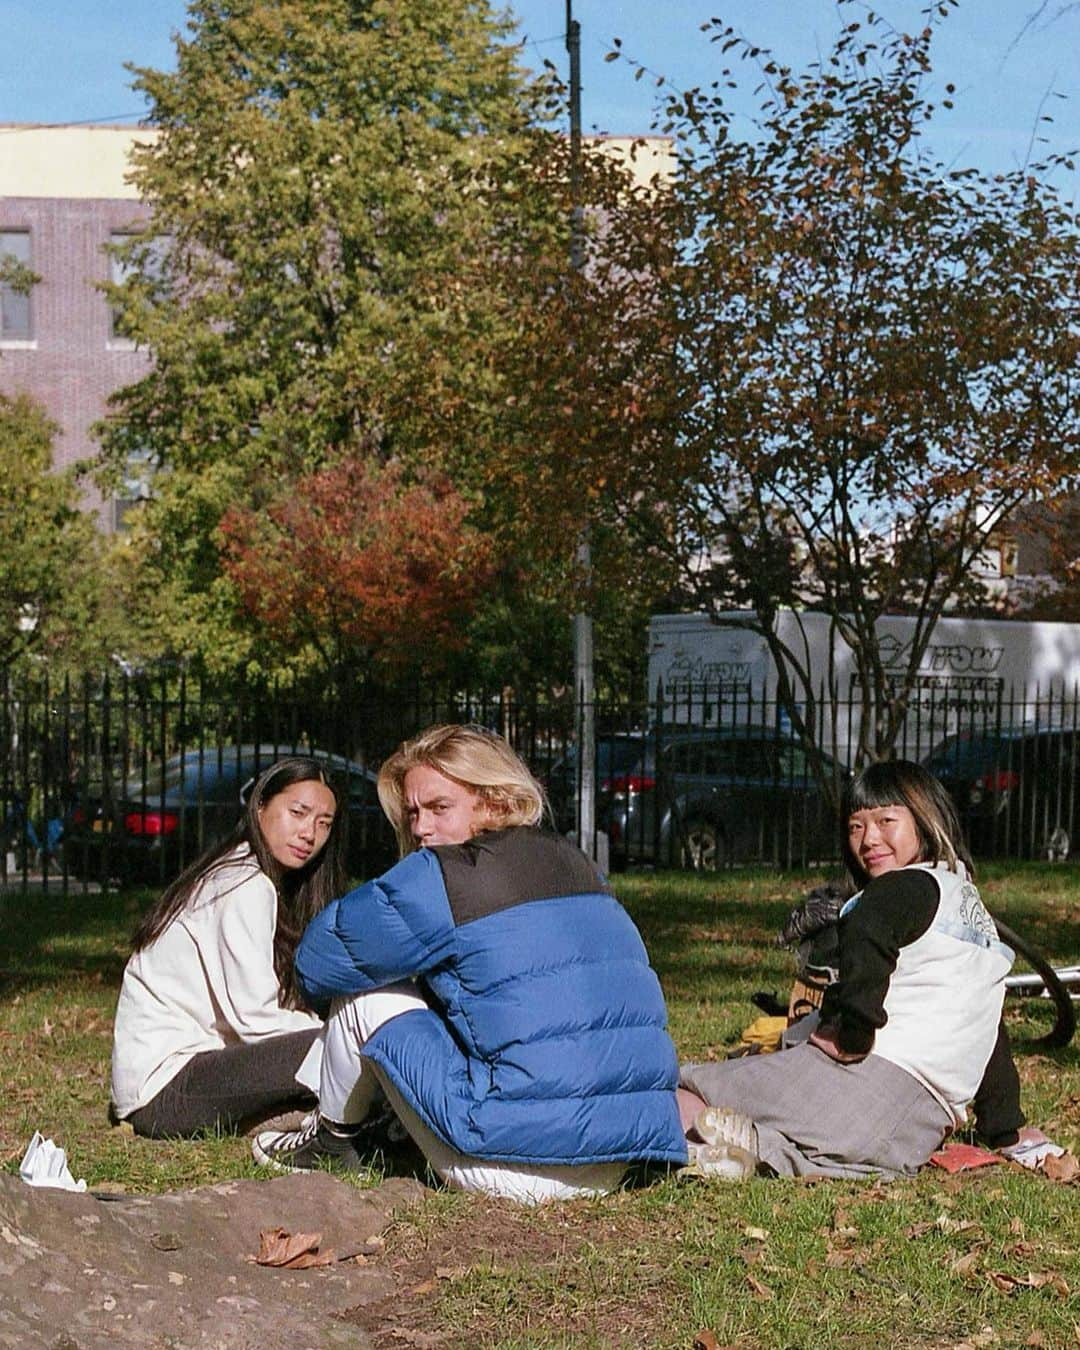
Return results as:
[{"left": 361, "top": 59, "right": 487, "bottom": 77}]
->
[{"left": 0, "top": 1171, "right": 425, "bottom": 1349}]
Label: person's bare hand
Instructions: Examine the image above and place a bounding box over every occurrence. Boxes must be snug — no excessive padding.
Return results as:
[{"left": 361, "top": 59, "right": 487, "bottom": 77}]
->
[{"left": 809, "top": 1023, "right": 866, "bottom": 1064}]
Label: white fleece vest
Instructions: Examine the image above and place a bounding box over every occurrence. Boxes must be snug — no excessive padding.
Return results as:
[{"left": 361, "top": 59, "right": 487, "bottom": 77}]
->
[{"left": 842, "top": 863, "right": 1014, "bottom": 1126}]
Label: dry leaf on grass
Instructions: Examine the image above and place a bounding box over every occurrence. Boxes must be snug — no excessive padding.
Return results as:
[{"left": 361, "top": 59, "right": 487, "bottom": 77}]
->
[
  {"left": 251, "top": 1226, "right": 335, "bottom": 1270},
  {"left": 692, "top": 1332, "right": 720, "bottom": 1350},
  {"left": 1042, "top": 1152, "right": 1079, "bottom": 1183},
  {"left": 952, "top": 1326, "right": 998, "bottom": 1348},
  {"left": 988, "top": 1270, "right": 1070, "bottom": 1296},
  {"left": 434, "top": 1265, "right": 468, "bottom": 1281},
  {"left": 950, "top": 1250, "right": 980, "bottom": 1278},
  {"left": 936, "top": 1214, "right": 980, "bottom": 1235},
  {"left": 745, "top": 1274, "right": 774, "bottom": 1300}
]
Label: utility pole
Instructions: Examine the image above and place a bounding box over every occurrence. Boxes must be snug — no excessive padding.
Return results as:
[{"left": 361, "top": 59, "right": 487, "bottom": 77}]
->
[{"left": 567, "top": 0, "right": 596, "bottom": 859}]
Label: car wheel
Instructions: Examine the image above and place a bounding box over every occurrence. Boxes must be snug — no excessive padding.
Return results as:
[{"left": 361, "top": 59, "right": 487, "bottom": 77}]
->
[{"left": 679, "top": 820, "right": 724, "bottom": 872}]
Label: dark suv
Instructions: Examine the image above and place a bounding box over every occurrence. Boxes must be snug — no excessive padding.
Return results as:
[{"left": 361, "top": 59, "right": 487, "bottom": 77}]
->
[
  {"left": 922, "top": 728, "right": 1078, "bottom": 860},
  {"left": 602, "top": 726, "right": 847, "bottom": 870}
]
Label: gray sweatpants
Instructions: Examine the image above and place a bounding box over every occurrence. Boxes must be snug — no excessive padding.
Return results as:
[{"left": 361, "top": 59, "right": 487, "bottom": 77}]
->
[{"left": 680, "top": 1044, "right": 953, "bottom": 1179}]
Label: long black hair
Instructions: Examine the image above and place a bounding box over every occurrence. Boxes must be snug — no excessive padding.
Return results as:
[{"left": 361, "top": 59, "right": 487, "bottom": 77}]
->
[
  {"left": 842, "top": 759, "right": 974, "bottom": 888},
  {"left": 131, "top": 756, "right": 348, "bottom": 1008}
]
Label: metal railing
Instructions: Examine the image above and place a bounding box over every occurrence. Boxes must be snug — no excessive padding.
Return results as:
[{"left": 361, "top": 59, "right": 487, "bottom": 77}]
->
[{"left": 1, "top": 667, "right": 1077, "bottom": 893}]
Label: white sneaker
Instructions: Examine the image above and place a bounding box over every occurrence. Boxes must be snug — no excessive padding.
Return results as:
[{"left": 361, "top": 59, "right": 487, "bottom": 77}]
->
[{"left": 680, "top": 1107, "right": 758, "bottom": 1180}]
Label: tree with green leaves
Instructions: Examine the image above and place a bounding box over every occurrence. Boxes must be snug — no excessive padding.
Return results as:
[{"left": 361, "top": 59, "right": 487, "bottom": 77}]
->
[
  {"left": 0, "top": 394, "right": 102, "bottom": 671},
  {"left": 619, "top": 6, "right": 1080, "bottom": 782},
  {"left": 98, "top": 0, "right": 566, "bottom": 676}
]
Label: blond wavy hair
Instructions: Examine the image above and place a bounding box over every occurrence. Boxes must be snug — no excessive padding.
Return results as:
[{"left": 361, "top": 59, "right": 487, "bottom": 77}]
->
[{"left": 377, "top": 723, "right": 545, "bottom": 856}]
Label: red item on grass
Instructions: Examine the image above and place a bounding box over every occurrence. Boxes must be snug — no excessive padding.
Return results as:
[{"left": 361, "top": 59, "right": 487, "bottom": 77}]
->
[{"left": 929, "top": 1142, "right": 1002, "bottom": 1173}]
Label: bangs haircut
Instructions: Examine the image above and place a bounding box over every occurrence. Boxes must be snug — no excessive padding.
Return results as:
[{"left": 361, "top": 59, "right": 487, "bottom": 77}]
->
[{"left": 842, "top": 759, "right": 974, "bottom": 885}]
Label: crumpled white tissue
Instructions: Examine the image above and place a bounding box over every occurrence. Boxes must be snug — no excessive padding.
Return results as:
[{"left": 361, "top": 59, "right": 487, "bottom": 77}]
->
[{"left": 19, "top": 1131, "right": 87, "bottom": 1192}]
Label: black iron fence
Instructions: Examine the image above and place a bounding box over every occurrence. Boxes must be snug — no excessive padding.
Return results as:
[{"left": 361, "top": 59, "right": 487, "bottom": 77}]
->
[{"left": 1, "top": 667, "right": 1078, "bottom": 894}]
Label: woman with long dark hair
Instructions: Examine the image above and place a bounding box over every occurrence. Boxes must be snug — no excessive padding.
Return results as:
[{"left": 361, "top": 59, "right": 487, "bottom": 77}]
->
[
  {"left": 678, "top": 760, "right": 1016, "bottom": 1179},
  {"left": 111, "top": 756, "right": 347, "bottom": 1137},
  {"left": 252, "top": 724, "right": 686, "bottom": 1201}
]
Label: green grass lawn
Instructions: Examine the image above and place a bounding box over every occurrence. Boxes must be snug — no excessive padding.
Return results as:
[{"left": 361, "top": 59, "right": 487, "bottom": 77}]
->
[{"left": 1, "top": 865, "right": 1077, "bottom": 1348}]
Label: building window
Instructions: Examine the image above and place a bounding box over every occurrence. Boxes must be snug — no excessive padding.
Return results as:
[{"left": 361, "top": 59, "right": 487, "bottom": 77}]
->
[
  {"left": 108, "top": 232, "right": 137, "bottom": 345},
  {"left": 108, "top": 231, "right": 168, "bottom": 347},
  {"left": 112, "top": 447, "right": 155, "bottom": 531},
  {"left": 0, "top": 230, "right": 34, "bottom": 342}
]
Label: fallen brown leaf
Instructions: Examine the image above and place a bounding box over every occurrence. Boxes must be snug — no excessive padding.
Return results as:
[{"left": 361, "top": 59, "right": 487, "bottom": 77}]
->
[
  {"left": 1025, "top": 1332, "right": 1047, "bottom": 1347},
  {"left": 825, "top": 1248, "right": 855, "bottom": 1269},
  {"left": 252, "top": 1226, "right": 334, "bottom": 1270},
  {"left": 409, "top": 1278, "right": 439, "bottom": 1297},
  {"left": 434, "top": 1265, "right": 468, "bottom": 1281},
  {"left": 746, "top": 1274, "right": 774, "bottom": 1300},
  {"left": 988, "top": 1270, "right": 1070, "bottom": 1296},
  {"left": 950, "top": 1250, "right": 980, "bottom": 1277},
  {"left": 692, "top": 1332, "right": 720, "bottom": 1350},
  {"left": 936, "top": 1214, "right": 980, "bottom": 1235},
  {"left": 1042, "top": 1152, "right": 1079, "bottom": 1183}
]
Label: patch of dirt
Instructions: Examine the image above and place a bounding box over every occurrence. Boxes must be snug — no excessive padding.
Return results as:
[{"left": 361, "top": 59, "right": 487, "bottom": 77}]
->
[
  {"left": 0, "top": 1170, "right": 425, "bottom": 1348},
  {"left": 343, "top": 1198, "right": 681, "bottom": 1348}
]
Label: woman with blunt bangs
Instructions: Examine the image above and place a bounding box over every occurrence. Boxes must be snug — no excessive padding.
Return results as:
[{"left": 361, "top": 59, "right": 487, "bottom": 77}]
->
[
  {"left": 253, "top": 724, "right": 687, "bottom": 1202},
  {"left": 111, "top": 757, "right": 347, "bottom": 1137},
  {"left": 677, "top": 760, "right": 1016, "bottom": 1180}
]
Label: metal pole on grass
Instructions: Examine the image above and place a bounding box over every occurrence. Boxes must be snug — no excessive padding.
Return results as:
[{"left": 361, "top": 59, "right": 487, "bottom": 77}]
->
[{"left": 567, "top": 0, "right": 596, "bottom": 858}]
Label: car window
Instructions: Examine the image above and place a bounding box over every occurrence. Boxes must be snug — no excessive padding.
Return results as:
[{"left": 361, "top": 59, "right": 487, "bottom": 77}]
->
[
  {"left": 124, "top": 753, "right": 241, "bottom": 798},
  {"left": 925, "top": 735, "right": 1012, "bottom": 777},
  {"left": 777, "top": 743, "right": 809, "bottom": 779}
]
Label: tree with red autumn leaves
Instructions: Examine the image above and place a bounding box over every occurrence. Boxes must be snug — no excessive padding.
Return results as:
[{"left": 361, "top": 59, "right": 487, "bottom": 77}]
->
[{"left": 219, "top": 456, "right": 493, "bottom": 673}]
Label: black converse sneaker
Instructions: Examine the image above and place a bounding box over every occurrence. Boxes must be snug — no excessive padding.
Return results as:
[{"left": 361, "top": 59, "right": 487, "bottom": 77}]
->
[{"left": 252, "top": 1110, "right": 366, "bottom": 1173}]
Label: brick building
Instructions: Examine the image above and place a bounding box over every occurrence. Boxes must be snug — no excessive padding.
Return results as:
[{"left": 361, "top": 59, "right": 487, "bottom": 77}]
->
[
  {"left": 2, "top": 127, "right": 670, "bottom": 530},
  {"left": 0, "top": 124, "right": 157, "bottom": 525}
]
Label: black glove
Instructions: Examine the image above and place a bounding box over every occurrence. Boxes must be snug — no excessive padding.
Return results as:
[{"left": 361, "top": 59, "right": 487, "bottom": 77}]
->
[{"left": 777, "top": 881, "right": 850, "bottom": 947}]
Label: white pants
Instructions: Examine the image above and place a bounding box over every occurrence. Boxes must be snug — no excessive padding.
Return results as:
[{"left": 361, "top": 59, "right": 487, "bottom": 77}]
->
[{"left": 296, "top": 981, "right": 624, "bottom": 1205}]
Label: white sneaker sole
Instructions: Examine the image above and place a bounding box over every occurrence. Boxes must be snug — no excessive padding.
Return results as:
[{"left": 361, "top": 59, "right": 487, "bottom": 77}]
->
[{"left": 679, "top": 1107, "right": 759, "bottom": 1180}]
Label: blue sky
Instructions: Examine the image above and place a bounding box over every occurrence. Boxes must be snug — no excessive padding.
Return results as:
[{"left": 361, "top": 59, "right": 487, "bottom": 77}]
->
[{"left": 1, "top": 1, "right": 1077, "bottom": 179}]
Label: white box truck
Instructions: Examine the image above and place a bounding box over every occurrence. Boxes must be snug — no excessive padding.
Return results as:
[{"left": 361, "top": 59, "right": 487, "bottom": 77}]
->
[{"left": 647, "top": 611, "right": 1080, "bottom": 765}]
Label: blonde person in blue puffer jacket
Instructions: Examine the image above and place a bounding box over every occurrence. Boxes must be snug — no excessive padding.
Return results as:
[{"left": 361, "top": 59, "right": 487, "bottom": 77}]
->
[{"left": 252, "top": 724, "right": 687, "bottom": 1203}]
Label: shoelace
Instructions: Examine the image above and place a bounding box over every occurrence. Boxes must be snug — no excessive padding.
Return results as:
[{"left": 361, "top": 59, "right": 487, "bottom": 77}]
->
[{"left": 270, "top": 1111, "right": 321, "bottom": 1151}]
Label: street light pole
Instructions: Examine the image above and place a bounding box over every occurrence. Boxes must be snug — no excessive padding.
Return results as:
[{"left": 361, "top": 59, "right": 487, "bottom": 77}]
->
[{"left": 566, "top": 0, "right": 595, "bottom": 858}]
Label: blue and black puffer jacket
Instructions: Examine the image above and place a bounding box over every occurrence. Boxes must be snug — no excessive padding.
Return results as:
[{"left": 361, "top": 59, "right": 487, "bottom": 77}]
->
[{"left": 295, "top": 827, "right": 687, "bottom": 1167}]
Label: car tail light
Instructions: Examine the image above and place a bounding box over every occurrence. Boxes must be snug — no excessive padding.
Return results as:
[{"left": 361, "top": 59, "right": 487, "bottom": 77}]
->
[
  {"left": 125, "top": 811, "right": 179, "bottom": 836},
  {"left": 978, "top": 769, "right": 1019, "bottom": 793},
  {"left": 605, "top": 774, "right": 656, "bottom": 794}
]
